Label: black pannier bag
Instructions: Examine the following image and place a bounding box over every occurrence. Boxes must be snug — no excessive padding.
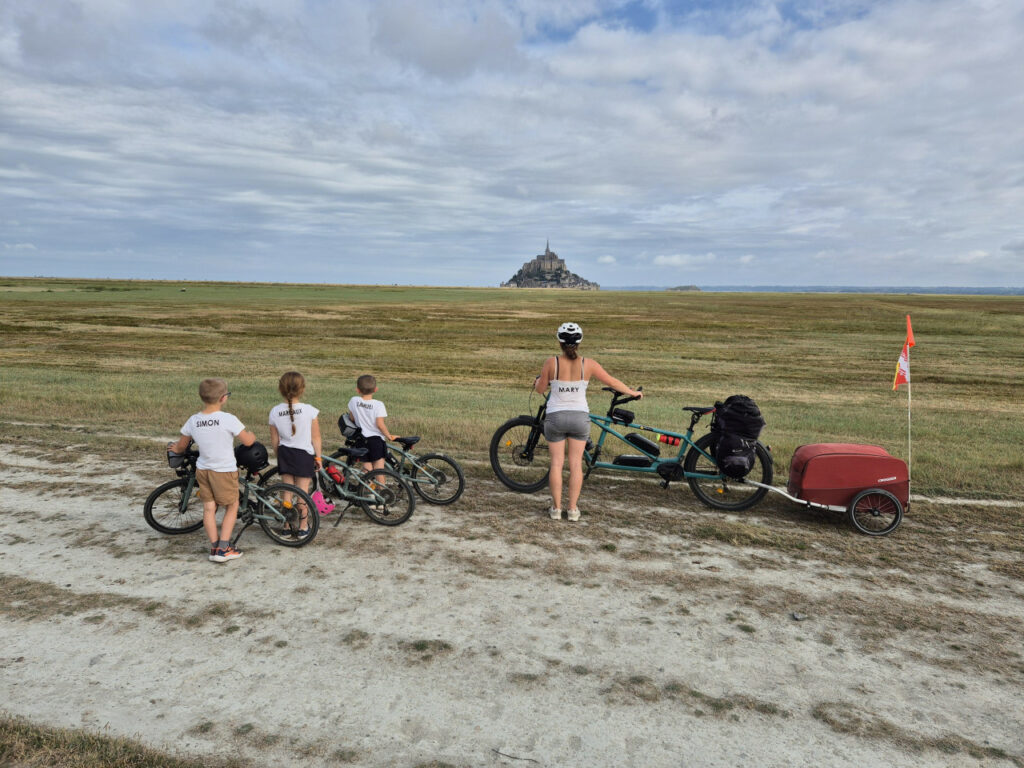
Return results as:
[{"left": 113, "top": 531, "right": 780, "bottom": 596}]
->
[{"left": 710, "top": 395, "right": 765, "bottom": 479}]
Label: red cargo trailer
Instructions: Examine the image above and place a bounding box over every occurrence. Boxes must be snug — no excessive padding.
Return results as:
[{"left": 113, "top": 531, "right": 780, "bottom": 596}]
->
[{"left": 746, "top": 443, "right": 907, "bottom": 535}]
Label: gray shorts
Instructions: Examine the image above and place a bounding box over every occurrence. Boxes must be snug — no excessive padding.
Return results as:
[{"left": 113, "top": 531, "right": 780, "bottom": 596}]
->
[{"left": 543, "top": 410, "right": 591, "bottom": 442}]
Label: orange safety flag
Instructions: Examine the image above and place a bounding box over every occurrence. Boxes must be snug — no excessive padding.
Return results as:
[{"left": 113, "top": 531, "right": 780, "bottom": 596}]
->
[{"left": 892, "top": 314, "right": 915, "bottom": 390}]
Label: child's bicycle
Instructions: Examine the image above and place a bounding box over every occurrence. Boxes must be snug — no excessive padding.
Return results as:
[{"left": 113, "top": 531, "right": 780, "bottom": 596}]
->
[
  {"left": 382, "top": 435, "right": 464, "bottom": 505},
  {"left": 336, "top": 413, "right": 465, "bottom": 505},
  {"left": 489, "top": 386, "right": 773, "bottom": 511},
  {"left": 144, "top": 444, "right": 320, "bottom": 547},
  {"left": 259, "top": 444, "right": 415, "bottom": 526}
]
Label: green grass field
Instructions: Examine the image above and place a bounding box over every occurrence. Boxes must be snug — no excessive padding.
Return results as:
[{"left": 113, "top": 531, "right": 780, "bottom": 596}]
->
[{"left": 2, "top": 277, "right": 1022, "bottom": 499}]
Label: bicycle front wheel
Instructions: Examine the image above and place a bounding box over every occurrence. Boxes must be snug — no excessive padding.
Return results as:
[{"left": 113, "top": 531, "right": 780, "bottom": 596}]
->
[
  {"left": 411, "top": 453, "right": 465, "bottom": 505},
  {"left": 143, "top": 478, "right": 204, "bottom": 534},
  {"left": 256, "top": 483, "right": 319, "bottom": 547},
  {"left": 683, "top": 433, "right": 772, "bottom": 511},
  {"left": 355, "top": 469, "right": 414, "bottom": 525},
  {"left": 489, "top": 416, "right": 549, "bottom": 493}
]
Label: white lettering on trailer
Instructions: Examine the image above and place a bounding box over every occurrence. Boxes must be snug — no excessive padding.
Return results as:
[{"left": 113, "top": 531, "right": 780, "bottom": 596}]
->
[{"left": 877, "top": 476, "right": 897, "bottom": 482}]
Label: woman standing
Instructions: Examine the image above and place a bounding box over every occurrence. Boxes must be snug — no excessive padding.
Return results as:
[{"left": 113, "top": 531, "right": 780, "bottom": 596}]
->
[{"left": 535, "top": 322, "right": 642, "bottom": 521}]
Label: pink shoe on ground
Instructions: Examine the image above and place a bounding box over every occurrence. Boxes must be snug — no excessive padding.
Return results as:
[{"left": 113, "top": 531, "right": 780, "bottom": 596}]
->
[{"left": 311, "top": 490, "right": 335, "bottom": 516}]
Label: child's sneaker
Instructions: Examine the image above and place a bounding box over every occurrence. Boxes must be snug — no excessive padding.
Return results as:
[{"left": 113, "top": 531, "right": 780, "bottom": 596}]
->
[
  {"left": 549, "top": 507, "right": 562, "bottom": 520},
  {"left": 210, "top": 546, "right": 242, "bottom": 562},
  {"left": 567, "top": 508, "right": 581, "bottom": 522}
]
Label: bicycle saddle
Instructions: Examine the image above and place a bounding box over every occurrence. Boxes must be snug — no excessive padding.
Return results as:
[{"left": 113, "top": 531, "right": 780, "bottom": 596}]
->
[
  {"left": 683, "top": 406, "right": 715, "bottom": 414},
  {"left": 395, "top": 436, "right": 420, "bottom": 449}
]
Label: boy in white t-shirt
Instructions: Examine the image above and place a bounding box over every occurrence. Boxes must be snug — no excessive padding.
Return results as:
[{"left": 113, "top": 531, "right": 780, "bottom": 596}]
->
[
  {"left": 168, "top": 378, "right": 256, "bottom": 563},
  {"left": 347, "top": 374, "right": 396, "bottom": 472}
]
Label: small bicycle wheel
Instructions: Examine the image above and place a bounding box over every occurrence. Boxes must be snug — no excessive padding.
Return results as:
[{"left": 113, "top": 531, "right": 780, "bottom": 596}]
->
[
  {"left": 411, "top": 453, "right": 465, "bottom": 505},
  {"left": 489, "top": 416, "right": 550, "bottom": 493},
  {"left": 683, "top": 432, "right": 772, "bottom": 512},
  {"left": 849, "top": 488, "right": 903, "bottom": 536},
  {"left": 256, "top": 483, "right": 319, "bottom": 547},
  {"left": 143, "top": 478, "right": 204, "bottom": 534},
  {"left": 354, "top": 468, "right": 414, "bottom": 526}
]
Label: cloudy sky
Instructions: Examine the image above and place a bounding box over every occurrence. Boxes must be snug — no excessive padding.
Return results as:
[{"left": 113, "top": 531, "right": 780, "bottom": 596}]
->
[{"left": 2, "top": 0, "right": 1022, "bottom": 287}]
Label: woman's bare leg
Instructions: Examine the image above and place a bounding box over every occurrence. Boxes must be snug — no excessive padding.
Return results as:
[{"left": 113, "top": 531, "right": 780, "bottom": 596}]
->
[
  {"left": 566, "top": 438, "right": 586, "bottom": 513},
  {"left": 549, "top": 439, "right": 566, "bottom": 512}
]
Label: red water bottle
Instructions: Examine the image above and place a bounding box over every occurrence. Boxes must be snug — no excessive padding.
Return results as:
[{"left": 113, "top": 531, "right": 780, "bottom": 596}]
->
[
  {"left": 327, "top": 465, "right": 344, "bottom": 484},
  {"left": 658, "top": 434, "right": 681, "bottom": 446}
]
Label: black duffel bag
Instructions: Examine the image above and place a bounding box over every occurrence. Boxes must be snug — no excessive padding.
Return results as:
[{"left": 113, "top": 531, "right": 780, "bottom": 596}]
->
[{"left": 710, "top": 395, "right": 765, "bottom": 479}]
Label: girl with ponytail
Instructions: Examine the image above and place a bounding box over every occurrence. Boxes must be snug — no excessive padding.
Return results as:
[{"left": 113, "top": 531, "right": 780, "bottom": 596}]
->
[{"left": 268, "top": 371, "right": 323, "bottom": 536}]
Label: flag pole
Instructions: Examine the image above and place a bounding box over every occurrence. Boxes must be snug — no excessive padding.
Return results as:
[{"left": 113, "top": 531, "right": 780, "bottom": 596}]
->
[{"left": 906, "top": 357, "right": 912, "bottom": 489}]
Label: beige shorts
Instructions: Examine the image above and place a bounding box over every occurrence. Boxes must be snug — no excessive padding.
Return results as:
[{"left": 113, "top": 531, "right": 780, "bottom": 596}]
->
[{"left": 196, "top": 469, "right": 239, "bottom": 506}]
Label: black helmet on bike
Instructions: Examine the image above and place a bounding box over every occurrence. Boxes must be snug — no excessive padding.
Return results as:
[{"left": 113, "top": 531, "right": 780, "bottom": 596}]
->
[
  {"left": 557, "top": 321, "right": 582, "bottom": 345},
  {"left": 235, "top": 441, "right": 269, "bottom": 472},
  {"left": 338, "top": 412, "right": 362, "bottom": 440}
]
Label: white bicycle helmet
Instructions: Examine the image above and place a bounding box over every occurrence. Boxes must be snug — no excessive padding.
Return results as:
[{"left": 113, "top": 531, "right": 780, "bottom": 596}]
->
[{"left": 556, "top": 322, "right": 583, "bottom": 345}]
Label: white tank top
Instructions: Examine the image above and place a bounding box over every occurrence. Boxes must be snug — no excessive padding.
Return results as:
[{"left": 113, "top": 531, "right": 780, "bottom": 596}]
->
[{"left": 547, "top": 357, "right": 589, "bottom": 414}]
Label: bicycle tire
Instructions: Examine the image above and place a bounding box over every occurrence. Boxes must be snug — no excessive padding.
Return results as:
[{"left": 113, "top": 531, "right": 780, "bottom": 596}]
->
[
  {"left": 849, "top": 488, "right": 903, "bottom": 536},
  {"left": 256, "top": 483, "right": 320, "bottom": 547},
  {"left": 354, "top": 468, "right": 414, "bottom": 526},
  {"left": 143, "top": 478, "right": 204, "bottom": 534},
  {"left": 489, "top": 416, "right": 550, "bottom": 493},
  {"left": 683, "top": 432, "right": 772, "bottom": 511},
  {"left": 411, "top": 453, "right": 465, "bottom": 505}
]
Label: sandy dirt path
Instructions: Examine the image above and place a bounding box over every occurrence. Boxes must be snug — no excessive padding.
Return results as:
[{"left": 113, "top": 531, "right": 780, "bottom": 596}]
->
[{"left": 2, "top": 442, "right": 1022, "bottom": 767}]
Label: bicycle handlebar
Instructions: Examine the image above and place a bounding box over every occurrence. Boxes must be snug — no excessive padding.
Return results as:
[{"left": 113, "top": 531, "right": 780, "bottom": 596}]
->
[{"left": 602, "top": 386, "right": 643, "bottom": 405}]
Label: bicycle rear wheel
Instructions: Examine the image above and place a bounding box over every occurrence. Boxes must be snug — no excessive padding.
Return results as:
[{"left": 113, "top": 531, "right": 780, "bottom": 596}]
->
[
  {"left": 144, "top": 478, "right": 204, "bottom": 534},
  {"left": 256, "top": 483, "right": 319, "bottom": 546},
  {"left": 354, "top": 469, "right": 414, "bottom": 525},
  {"left": 411, "top": 453, "right": 465, "bottom": 505},
  {"left": 684, "top": 433, "right": 772, "bottom": 511},
  {"left": 489, "top": 416, "right": 549, "bottom": 493}
]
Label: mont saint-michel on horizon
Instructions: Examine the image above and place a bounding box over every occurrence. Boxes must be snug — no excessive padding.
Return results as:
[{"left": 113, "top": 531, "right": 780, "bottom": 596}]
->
[{"left": 501, "top": 242, "right": 600, "bottom": 290}]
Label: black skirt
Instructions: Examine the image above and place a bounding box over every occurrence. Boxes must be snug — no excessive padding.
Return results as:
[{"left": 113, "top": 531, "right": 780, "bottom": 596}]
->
[{"left": 276, "top": 444, "right": 315, "bottom": 478}]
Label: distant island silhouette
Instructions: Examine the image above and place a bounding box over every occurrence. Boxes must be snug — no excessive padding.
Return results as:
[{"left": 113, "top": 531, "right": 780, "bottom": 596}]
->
[{"left": 502, "top": 243, "right": 599, "bottom": 289}]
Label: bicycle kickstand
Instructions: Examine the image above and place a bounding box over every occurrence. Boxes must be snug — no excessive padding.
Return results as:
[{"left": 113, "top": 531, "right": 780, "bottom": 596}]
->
[
  {"left": 230, "top": 521, "right": 253, "bottom": 547},
  {"left": 332, "top": 503, "right": 354, "bottom": 527}
]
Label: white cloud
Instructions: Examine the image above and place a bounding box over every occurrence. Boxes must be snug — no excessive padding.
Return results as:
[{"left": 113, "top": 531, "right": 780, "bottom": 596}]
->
[
  {"left": 597, "top": 254, "right": 615, "bottom": 264},
  {"left": 652, "top": 253, "right": 717, "bottom": 267},
  {"left": 952, "top": 250, "right": 989, "bottom": 264}
]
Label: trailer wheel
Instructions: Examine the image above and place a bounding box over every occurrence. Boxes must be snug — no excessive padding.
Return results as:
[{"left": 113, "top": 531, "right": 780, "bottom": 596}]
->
[{"left": 848, "top": 488, "right": 903, "bottom": 536}]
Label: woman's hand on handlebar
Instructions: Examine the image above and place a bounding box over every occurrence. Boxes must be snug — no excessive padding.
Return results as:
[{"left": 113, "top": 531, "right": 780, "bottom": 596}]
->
[{"left": 605, "top": 385, "right": 643, "bottom": 401}]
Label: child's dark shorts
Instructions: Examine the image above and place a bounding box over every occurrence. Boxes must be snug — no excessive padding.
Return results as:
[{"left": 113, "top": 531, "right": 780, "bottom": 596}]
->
[
  {"left": 276, "top": 445, "right": 315, "bottom": 478},
  {"left": 362, "top": 436, "right": 387, "bottom": 462}
]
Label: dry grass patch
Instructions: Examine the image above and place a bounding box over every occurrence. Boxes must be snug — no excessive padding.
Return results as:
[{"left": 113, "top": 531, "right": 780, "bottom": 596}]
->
[
  {"left": 398, "top": 638, "right": 454, "bottom": 663},
  {"left": 0, "top": 713, "right": 250, "bottom": 768},
  {"left": 604, "top": 675, "right": 789, "bottom": 718},
  {"left": 0, "top": 575, "right": 271, "bottom": 631},
  {"left": 812, "top": 702, "right": 1023, "bottom": 767}
]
